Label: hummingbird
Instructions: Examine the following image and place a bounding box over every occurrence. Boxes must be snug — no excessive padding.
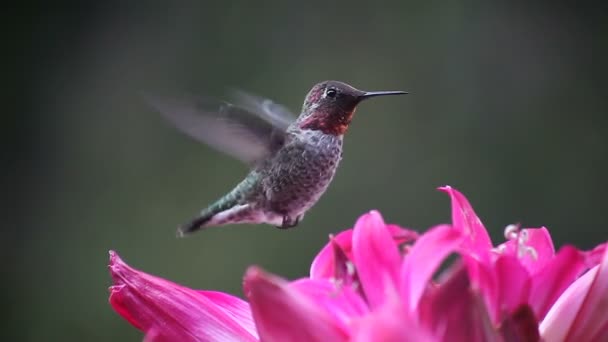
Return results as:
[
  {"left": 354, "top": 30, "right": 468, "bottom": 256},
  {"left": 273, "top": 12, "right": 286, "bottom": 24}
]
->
[{"left": 147, "top": 81, "right": 407, "bottom": 236}]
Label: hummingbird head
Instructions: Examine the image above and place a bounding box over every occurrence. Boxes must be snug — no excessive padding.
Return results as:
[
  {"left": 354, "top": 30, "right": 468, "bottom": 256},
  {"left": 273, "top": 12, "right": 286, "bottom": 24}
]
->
[{"left": 298, "top": 80, "right": 407, "bottom": 135}]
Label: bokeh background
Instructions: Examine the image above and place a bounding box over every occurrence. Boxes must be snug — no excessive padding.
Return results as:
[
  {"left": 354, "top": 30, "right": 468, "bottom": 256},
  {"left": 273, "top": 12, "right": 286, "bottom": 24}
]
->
[{"left": 6, "top": 2, "right": 607, "bottom": 341}]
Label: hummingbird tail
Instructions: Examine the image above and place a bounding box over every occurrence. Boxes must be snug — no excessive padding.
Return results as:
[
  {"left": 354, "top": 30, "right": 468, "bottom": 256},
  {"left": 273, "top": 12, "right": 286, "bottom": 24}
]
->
[
  {"left": 177, "top": 213, "right": 215, "bottom": 237},
  {"left": 177, "top": 197, "right": 250, "bottom": 237},
  {"left": 177, "top": 177, "right": 258, "bottom": 237}
]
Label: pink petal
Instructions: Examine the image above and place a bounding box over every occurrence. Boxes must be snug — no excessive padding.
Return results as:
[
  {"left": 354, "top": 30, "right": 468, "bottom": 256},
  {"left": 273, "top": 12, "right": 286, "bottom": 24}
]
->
[
  {"left": 143, "top": 328, "right": 165, "bottom": 342},
  {"left": 108, "top": 251, "right": 258, "bottom": 342},
  {"left": 310, "top": 237, "right": 358, "bottom": 289},
  {"left": 310, "top": 229, "right": 355, "bottom": 280},
  {"left": 244, "top": 266, "right": 348, "bottom": 342},
  {"left": 493, "top": 255, "right": 531, "bottom": 322},
  {"left": 496, "top": 227, "right": 555, "bottom": 274},
  {"left": 385, "top": 224, "right": 420, "bottom": 246},
  {"left": 462, "top": 257, "right": 498, "bottom": 322},
  {"left": 539, "top": 266, "right": 596, "bottom": 340},
  {"left": 310, "top": 224, "right": 417, "bottom": 280},
  {"left": 351, "top": 211, "right": 402, "bottom": 309},
  {"left": 195, "top": 291, "right": 259, "bottom": 338},
  {"left": 540, "top": 245, "right": 608, "bottom": 341},
  {"left": 401, "top": 224, "right": 463, "bottom": 312},
  {"left": 350, "top": 299, "right": 435, "bottom": 342},
  {"left": 439, "top": 186, "right": 493, "bottom": 261},
  {"left": 563, "top": 245, "right": 608, "bottom": 341},
  {"left": 420, "top": 265, "right": 499, "bottom": 342},
  {"left": 290, "top": 278, "right": 369, "bottom": 333},
  {"left": 584, "top": 242, "right": 607, "bottom": 267},
  {"left": 528, "top": 245, "right": 585, "bottom": 320},
  {"left": 498, "top": 305, "right": 540, "bottom": 342}
]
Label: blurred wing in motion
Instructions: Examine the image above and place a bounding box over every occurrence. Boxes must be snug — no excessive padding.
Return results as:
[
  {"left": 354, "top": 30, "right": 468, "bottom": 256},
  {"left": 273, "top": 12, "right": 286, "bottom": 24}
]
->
[
  {"left": 230, "top": 89, "right": 297, "bottom": 130},
  {"left": 145, "top": 93, "right": 295, "bottom": 165}
]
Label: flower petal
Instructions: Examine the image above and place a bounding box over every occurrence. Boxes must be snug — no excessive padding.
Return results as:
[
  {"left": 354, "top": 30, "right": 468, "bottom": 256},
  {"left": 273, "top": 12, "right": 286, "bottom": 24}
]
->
[
  {"left": 528, "top": 245, "right": 585, "bottom": 320},
  {"left": 401, "top": 224, "right": 463, "bottom": 312},
  {"left": 350, "top": 299, "right": 434, "bottom": 342},
  {"left": 539, "top": 266, "right": 596, "bottom": 340},
  {"left": 563, "top": 245, "right": 608, "bottom": 341},
  {"left": 143, "top": 328, "right": 165, "bottom": 342},
  {"left": 310, "top": 224, "right": 417, "bottom": 281},
  {"left": 290, "top": 278, "right": 369, "bottom": 333},
  {"left": 352, "top": 211, "right": 402, "bottom": 309},
  {"left": 311, "top": 230, "right": 354, "bottom": 280},
  {"left": 584, "top": 242, "right": 607, "bottom": 267},
  {"left": 244, "top": 266, "right": 348, "bottom": 342},
  {"left": 195, "top": 291, "right": 258, "bottom": 338},
  {"left": 310, "top": 237, "right": 359, "bottom": 289},
  {"left": 386, "top": 224, "right": 420, "bottom": 244},
  {"left": 462, "top": 257, "right": 498, "bottom": 321},
  {"left": 420, "top": 265, "right": 499, "bottom": 342},
  {"left": 439, "top": 186, "right": 493, "bottom": 261},
  {"left": 108, "top": 251, "right": 258, "bottom": 342},
  {"left": 493, "top": 255, "right": 531, "bottom": 322},
  {"left": 540, "top": 245, "right": 608, "bottom": 341},
  {"left": 498, "top": 305, "right": 540, "bottom": 342}
]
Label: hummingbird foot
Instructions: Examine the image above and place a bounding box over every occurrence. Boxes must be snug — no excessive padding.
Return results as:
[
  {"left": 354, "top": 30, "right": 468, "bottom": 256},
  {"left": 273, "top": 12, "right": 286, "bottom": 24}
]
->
[{"left": 276, "top": 214, "right": 301, "bottom": 229}]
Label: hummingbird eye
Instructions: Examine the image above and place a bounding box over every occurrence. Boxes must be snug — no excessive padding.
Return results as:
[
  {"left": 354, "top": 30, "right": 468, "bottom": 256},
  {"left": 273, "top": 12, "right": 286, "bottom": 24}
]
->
[{"left": 325, "top": 88, "right": 337, "bottom": 98}]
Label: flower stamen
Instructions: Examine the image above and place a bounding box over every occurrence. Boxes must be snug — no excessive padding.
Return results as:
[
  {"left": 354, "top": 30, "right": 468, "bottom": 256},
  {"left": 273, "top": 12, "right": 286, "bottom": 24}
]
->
[
  {"left": 345, "top": 260, "right": 356, "bottom": 278},
  {"left": 503, "top": 224, "right": 538, "bottom": 260}
]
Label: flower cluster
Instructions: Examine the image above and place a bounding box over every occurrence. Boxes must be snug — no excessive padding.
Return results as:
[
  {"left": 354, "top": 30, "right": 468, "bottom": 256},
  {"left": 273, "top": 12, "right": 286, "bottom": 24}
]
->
[{"left": 109, "top": 187, "right": 607, "bottom": 341}]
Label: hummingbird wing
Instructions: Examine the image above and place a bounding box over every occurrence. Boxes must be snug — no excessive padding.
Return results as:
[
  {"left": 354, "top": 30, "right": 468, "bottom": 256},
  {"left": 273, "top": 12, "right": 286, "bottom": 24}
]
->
[
  {"left": 229, "top": 89, "right": 297, "bottom": 129},
  {"left": 145, "top": 93, "right": 293, "bottom": 165}
]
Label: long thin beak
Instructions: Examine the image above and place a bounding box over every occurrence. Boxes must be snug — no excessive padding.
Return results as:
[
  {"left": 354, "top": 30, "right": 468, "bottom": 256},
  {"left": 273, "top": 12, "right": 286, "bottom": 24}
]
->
[{"left": 360, "top": 90, "right": 408, "bottom": 100}]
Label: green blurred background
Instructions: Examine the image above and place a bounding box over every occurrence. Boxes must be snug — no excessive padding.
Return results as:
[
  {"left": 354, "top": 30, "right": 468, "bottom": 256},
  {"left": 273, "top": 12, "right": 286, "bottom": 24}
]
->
[{"left": 5, "top": 2, "right": 607, "bottom": 341}]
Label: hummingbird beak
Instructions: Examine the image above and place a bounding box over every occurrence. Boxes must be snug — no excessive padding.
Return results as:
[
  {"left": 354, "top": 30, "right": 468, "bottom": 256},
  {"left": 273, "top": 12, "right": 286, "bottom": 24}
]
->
[{"left": 359, "top": 90, "right": 408, "bottom": 100}]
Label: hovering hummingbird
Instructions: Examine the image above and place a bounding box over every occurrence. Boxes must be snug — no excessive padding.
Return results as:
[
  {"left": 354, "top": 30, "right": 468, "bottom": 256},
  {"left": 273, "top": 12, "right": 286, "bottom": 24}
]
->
[{"left": 147, "top": 81, "right": 407, "bottom": 236}]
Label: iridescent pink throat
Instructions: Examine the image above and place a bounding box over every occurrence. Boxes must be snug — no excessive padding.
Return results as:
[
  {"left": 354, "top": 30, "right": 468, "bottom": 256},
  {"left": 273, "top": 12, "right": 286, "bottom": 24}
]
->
[{"left": 299, "top": 109, "right": 356, "bottom": 136}]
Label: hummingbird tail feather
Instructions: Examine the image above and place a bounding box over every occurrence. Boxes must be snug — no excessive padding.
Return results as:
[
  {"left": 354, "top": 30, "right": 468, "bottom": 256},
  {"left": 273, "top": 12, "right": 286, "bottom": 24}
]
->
[
  {"left": 177, "top": 213, "right": 215, "bottom": 237},
  {"left": 177, "top": 201, "right": 252, "bottom": 237},
  {"left": 177, "top": 177, "right": 258, "bottom": 237}
]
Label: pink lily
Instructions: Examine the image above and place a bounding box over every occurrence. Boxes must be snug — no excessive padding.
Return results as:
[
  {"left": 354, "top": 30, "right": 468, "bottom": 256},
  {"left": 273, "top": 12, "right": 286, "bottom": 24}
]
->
[
  {"left": 108, "top": 187, "right": 608, "bottom": 341},
  {"left": 308, "top": 211, "right": 522, "bottom": 340},
  {"left": 109, "top": 215, "right": 498, "bottom": 341},
  {"left": 109, "top": 251, "right": 259, "bottom": 342},
  {"left": 440, "top": 186, "right": 605, "bottom": 327},
  {"left": 540, "top": 246, "right": 608, "bottom": 341}
]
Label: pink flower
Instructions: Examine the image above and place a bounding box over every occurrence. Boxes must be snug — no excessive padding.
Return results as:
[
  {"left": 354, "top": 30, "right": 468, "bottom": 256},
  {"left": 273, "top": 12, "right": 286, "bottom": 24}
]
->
[
  {"left": 109, "top": 251, "right": 259, "bottom": 342},
  {"left": 108, "top": 187, "right": 608, "bottom": 341},
  {"left": 440, "top": 185, "right": 608, "bottom": 340},
  {"left": 540, "top": 248, "right": 608, "bottom": 340}
]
